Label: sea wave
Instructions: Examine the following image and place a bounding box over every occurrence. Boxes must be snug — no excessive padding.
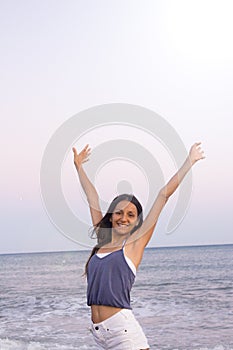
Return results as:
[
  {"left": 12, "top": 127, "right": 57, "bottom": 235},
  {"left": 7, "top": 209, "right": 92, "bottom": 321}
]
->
[
  {"left": 0, "top": 338, "right": 95, "bottom": 350},
  {"left": 1, "top": 338, "right": 233, "bottom": 350}
]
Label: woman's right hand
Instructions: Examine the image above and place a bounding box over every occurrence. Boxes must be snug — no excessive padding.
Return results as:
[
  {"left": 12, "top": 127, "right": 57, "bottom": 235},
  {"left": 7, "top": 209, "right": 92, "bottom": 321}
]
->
[{"left": 72, "top": 144, "right": 91, "bottom": 170}]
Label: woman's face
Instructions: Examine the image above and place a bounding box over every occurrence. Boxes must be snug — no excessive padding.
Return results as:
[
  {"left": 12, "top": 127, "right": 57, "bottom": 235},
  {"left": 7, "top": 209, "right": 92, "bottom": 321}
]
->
[{"left": 111, "top": 200, "right": 139, "bottom": 235}]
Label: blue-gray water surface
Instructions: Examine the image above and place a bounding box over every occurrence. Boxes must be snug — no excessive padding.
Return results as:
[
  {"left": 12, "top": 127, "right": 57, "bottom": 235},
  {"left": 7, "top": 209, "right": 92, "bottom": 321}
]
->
[{"left": 0, "top": 245, "right": 233, "bottom": 349}]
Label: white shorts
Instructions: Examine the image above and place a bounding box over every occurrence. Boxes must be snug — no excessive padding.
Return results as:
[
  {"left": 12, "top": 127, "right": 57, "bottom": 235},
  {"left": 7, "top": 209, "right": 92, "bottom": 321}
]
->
[{"left": 90, "top": 309, "right": 150, "bottom": 349}]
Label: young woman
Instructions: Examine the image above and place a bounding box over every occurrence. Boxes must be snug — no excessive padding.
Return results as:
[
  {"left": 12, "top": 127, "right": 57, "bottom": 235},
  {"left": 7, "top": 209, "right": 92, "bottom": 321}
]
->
[{"left": 73, "top": 142, "right": 205, "bottom": 349}]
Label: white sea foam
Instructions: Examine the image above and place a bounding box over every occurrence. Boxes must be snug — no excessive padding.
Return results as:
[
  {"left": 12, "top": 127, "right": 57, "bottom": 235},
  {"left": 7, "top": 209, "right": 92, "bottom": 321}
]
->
[
  {"left": 0, "top": 338, "right": 45, "bottom": 350},
  {"left": 0, "top": 338, "right": 97, "bottom": 350},
  {"left": 1, "top": 338, "right": 232, "bottom": 350}
]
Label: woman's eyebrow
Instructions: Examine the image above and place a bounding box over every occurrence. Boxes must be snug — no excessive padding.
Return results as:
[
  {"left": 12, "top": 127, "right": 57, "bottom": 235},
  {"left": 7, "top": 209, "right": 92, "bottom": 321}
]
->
[
  {"left": 127, "top": 210, "right": 136, "bottom": 214},
  {"left": 114, "top": 209, "right": 136, "bottom": 214}
]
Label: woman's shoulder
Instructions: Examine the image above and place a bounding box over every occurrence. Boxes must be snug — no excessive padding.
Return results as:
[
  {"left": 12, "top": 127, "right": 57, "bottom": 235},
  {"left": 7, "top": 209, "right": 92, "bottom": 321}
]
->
[{"left": 124, "top": 235, "right": 145, "bottom": 269}]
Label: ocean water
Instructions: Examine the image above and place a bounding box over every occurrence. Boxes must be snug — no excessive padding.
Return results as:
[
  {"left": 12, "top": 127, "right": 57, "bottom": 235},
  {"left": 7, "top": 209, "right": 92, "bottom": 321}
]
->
[{"left": 0, "top": 245, "right": 233, "bottom": 350}]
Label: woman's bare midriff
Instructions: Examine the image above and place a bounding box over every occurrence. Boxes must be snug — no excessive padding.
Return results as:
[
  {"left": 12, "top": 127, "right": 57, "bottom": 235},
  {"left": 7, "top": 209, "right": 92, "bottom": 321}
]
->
[{"left": 91, "top": 305, "right": 122, "bottom": 323}]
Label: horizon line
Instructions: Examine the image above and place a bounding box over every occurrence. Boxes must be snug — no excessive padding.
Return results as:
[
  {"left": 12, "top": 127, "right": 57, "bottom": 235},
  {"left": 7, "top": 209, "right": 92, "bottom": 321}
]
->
[{"left": 0, "top": 242, "right": 232, "bottom": 257}]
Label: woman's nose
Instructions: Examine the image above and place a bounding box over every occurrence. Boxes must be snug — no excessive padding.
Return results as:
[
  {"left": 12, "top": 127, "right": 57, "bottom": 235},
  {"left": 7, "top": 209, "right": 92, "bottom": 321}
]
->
[{"left": 121, "top": 213, "right": 128, "bottom": 221}]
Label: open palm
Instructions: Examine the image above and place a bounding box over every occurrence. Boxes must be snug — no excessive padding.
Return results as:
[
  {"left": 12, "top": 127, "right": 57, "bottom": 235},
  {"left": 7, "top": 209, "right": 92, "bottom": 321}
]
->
[
  {"left": 189, "top": 142, "right": 205, "bottom": 165},
  {"left": 72, "top": 144, "right": 91, "bottom": 170}
]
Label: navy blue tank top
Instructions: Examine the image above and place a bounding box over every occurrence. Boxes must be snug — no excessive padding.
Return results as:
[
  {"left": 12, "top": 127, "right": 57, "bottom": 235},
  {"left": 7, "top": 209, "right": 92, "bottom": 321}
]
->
[{"left": 87, "top": 245, "right": 135, "bottom": 309}]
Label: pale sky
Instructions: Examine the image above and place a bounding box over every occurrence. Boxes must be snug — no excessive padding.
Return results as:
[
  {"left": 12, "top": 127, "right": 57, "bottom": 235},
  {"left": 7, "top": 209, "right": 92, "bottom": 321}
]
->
[{"left": 1, "top": 0, "right": 233, "bottom": 254}]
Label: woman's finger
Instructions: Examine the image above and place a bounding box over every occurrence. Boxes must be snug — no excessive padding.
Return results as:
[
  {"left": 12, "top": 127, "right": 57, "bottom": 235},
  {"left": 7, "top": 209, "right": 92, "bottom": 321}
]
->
[{"left": 72, "top": 147, "right": 77, "bottom": 155}]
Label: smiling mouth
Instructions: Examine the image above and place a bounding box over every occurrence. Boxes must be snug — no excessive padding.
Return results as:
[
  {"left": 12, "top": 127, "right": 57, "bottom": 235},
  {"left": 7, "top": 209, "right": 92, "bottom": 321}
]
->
[{"left": 117, "top": 223, "right": 129, "bottom": 228}]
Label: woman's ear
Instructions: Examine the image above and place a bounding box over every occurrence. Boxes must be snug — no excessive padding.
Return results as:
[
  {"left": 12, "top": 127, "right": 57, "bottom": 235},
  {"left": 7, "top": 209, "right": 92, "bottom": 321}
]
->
[{"left": 134, "top": 218, "right": 141, "bottom": 229}]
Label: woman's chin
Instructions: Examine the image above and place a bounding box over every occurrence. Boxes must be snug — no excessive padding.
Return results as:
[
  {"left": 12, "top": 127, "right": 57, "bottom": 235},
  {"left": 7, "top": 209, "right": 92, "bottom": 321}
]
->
[{"left": 113, "top": 227, "right": 131, "bottom": 235}]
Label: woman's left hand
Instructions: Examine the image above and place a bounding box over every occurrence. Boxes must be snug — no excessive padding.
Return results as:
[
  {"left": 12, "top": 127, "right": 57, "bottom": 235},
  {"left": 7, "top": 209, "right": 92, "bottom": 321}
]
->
[{"left": 189, "top": 142, "right": 205, "bottom": 165}]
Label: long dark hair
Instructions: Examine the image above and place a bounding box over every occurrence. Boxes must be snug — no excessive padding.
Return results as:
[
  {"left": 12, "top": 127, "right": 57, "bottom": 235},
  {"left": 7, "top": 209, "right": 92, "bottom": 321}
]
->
[{"left": 84, "top": 194, "right": 143, "bottom": 275}]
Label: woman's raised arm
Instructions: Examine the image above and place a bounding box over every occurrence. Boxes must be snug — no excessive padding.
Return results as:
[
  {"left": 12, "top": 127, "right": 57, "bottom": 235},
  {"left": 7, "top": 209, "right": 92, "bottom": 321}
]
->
[
  {"left": 132, "top": 142, "right": 205, "bottom": 250},
  {"left": 73, "top": 145, "right": 103, "bottom": 226}
]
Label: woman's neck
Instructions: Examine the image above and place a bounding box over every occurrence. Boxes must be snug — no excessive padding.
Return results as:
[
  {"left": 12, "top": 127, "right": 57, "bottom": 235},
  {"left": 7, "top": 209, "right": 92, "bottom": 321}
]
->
[{"left": 111, "top": 233, "right": 130, "bottom": 248}]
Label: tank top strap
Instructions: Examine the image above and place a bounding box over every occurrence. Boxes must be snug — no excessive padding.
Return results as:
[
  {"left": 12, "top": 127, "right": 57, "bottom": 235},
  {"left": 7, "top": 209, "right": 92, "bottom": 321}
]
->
[{"left": 122, "top": 238, "right": 128, "bottom": 249}]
